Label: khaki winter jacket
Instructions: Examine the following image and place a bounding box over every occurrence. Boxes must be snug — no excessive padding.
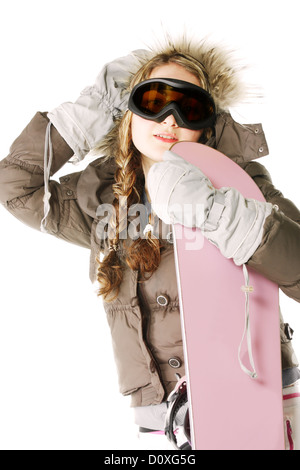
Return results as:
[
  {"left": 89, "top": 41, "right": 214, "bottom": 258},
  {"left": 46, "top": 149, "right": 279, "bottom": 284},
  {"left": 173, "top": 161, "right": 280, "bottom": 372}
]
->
[{"left": 0, "top": 111, "right": 299, "bottom": 406}]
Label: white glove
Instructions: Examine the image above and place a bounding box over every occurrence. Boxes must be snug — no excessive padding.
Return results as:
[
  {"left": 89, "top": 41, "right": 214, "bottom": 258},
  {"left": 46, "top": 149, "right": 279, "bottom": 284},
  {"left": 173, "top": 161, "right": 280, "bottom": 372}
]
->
[
  {"left": 48, "top": 49, "right": 152, "bottom": 161},
  {"left": 147, "top": 150, "right": 273, "bottom": 265}
]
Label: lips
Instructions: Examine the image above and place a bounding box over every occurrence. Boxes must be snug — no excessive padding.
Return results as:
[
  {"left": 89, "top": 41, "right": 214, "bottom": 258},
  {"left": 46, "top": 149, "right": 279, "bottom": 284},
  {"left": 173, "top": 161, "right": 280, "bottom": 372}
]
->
[{"left": 154, "top": 133, "right": 178, "bottom": 143}]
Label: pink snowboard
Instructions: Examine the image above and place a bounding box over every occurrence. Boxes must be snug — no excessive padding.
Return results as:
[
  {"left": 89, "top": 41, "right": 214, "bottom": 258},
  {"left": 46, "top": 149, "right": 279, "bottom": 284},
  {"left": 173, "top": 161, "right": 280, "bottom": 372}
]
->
[{"left": 171, "top": 142, "right": 284, "bottom": 450}]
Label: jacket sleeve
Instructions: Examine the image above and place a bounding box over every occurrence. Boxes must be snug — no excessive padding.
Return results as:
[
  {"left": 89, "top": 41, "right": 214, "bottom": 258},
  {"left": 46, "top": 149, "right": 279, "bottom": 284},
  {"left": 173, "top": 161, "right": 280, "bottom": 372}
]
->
[
  {"left": 244, "top": 161, "right": 300, "bottom": 302},
  {"left": 0, "top": 112, "right": 93, "bottom": 248}
]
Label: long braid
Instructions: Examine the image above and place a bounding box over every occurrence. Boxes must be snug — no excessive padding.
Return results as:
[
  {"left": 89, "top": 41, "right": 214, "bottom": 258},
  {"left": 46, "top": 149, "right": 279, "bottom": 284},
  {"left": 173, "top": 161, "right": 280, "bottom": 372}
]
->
[{"left": 97, "top": 112, "right": 162, "bottom": 301}]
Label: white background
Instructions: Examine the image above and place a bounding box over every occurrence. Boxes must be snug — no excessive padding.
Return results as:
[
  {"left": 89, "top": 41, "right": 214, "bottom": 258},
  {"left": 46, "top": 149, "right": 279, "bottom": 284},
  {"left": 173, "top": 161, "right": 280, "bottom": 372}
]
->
[{"left": 0, "top": 0, "right": 299, "bottom": 450}]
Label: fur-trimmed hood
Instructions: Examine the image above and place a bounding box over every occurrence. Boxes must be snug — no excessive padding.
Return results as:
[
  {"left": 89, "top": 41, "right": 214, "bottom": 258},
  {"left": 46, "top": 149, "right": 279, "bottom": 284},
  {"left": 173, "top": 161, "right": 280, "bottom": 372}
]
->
[
  {"left": 95, "top": 35, "right": 257, "bottom": 159},
  {"left": 138, "top": 35, "right": 249, "bottom": 112}
]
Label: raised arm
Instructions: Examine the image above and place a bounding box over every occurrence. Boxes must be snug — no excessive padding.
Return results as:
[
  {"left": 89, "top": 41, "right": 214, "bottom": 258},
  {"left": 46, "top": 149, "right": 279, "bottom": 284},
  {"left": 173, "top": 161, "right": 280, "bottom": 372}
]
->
[{"left": 0, "top": 112, "right": 92, "bottom": 248}]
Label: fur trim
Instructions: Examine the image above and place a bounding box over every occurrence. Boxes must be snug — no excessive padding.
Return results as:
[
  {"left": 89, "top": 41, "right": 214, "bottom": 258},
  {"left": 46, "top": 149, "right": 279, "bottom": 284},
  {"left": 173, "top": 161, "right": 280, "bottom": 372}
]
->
[
  {"left": 93, "top": 35, "right": 258, "bottom": 158},
  {"left": 144, "top": 34, "right": 249, "bottom": 112},
  {"left": 93, "top": 118, "right": 120, "bottom": 159}
]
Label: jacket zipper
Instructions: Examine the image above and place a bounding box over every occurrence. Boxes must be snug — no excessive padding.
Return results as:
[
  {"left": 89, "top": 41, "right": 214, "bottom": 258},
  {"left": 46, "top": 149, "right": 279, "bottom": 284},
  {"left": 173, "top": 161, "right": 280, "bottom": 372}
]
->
[{"left": 137, "top": 282, "right": 164, "bottom": 380}]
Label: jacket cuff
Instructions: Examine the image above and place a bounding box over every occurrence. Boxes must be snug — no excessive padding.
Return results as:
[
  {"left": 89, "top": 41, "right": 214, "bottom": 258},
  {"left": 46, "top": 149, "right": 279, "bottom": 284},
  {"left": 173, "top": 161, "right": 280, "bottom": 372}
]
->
[
  {"left": 7, "top": 112, "right": 74, "bottom": 176},
  {"left": 248, "top": 208, "right": 300, "bottom": 302}
]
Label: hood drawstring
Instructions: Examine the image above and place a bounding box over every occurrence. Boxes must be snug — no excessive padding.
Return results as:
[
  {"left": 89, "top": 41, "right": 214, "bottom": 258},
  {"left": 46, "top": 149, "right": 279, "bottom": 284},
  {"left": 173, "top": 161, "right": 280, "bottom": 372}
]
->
[
  {"left": 238, "top": 263, "right": 257, "bottom": 379},
  {"left": 40, "top": 122, "right": 53, "bottom": 233}
]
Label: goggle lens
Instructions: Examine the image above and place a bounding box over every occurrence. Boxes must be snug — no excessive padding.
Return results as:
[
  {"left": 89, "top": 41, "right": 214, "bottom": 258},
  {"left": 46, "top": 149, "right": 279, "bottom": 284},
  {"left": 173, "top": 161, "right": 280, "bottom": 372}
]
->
[
  {"left": 129, "top": 78, "right": 216, "bottom": 130},
  {"left": 139, "top": 85, "right": 211, "bottom": 121}
]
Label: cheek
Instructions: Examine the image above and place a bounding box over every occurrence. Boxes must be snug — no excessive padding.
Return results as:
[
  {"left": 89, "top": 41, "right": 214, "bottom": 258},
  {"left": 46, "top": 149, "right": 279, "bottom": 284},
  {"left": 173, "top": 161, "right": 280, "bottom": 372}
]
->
[
  {"left": 182, "top": 129, "right": 203, "bottom": 142},
  {"left": 131, "top": 115, "right": 151, "bottom": 150},
  {"left": 131, "top": 115, "right": 139, "bottom": 146}
]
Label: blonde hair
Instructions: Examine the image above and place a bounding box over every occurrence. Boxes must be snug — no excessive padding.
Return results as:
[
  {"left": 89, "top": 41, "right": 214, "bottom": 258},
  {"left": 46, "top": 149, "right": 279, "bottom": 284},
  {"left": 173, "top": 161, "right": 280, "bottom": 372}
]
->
[{"left": 97, "top": 50, "right": 214, "bottom": 301}]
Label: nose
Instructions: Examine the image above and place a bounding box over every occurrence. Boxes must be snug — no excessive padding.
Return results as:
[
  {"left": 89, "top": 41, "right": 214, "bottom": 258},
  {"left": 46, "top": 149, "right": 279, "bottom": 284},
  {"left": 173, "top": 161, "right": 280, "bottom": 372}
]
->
[{"left": 162, "top": 113, "right": 178, "bottom": 127}]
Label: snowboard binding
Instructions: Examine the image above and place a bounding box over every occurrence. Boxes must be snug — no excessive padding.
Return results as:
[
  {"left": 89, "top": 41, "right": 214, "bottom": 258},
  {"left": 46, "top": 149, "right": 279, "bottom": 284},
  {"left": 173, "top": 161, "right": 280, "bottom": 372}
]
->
[{"left": 164, "top": 375, "right": 191, "bottom": 450}]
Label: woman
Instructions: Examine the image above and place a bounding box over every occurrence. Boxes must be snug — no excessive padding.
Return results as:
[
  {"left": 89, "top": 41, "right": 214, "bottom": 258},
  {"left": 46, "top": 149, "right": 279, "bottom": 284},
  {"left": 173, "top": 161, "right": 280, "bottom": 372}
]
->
[{"left": 0, "top": 37, "right": 299, "bottom": 449}]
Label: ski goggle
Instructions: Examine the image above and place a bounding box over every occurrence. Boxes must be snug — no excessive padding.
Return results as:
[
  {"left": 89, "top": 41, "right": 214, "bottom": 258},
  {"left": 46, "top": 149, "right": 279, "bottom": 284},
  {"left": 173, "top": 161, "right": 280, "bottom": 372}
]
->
[{"left": 128, "top": 78, "right": 216, "bottom": 130}]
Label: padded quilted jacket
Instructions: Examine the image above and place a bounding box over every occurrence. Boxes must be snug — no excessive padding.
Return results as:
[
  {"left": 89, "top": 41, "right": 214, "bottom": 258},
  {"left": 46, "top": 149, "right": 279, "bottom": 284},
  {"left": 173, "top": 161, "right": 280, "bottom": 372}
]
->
[{"left": 0, "top": 111, "right": 299, "bottom": 406}]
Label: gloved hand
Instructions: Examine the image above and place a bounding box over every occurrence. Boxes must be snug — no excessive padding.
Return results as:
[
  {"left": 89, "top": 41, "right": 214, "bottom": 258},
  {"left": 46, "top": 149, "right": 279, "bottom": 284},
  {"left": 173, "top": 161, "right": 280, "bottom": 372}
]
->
[
  {"left": 147, "top": 150, "right": 273, "bottom": 265},
  {"left": 48, "top": 49, "right": 152, "bottom": 161}
]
